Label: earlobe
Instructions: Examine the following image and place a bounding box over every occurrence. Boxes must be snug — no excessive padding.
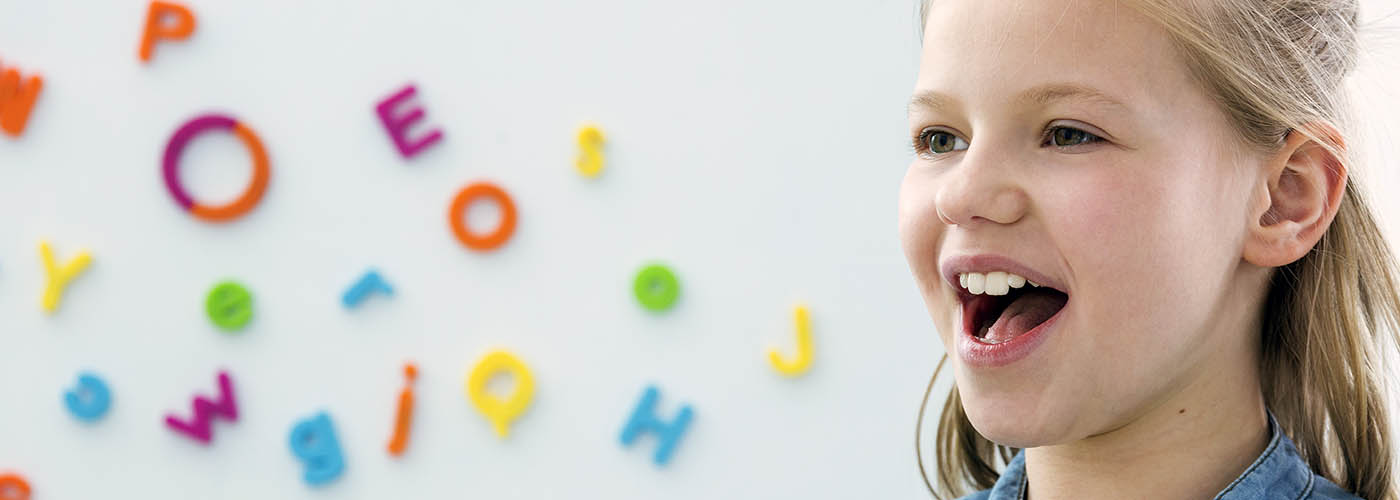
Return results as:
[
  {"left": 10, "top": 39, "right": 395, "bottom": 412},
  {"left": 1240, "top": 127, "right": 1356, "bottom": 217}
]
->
[{"left": 1242, "top": 123, "right": 1348, "bottom": 268}]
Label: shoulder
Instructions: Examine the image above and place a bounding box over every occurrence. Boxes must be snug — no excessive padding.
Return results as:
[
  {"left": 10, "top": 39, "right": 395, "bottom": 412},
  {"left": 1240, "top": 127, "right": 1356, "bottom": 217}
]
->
[
  {"left": 1307, "top": 474, "right": 1362, "bottom": 500},
  {"left": 955, "top": 490, "right": 992, "bottom": 500},
  {"left": 1221, "top": 410, "right": 1364, "bottom": 500}
]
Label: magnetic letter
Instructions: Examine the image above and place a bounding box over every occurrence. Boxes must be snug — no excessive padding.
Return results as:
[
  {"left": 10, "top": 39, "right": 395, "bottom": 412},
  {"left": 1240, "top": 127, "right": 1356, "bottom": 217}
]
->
[
  {"left": 465, "top": 350, "right": 534, "bottom": 438},
  {"left": 387, "top": 363, "right": 417, "bottom": 457},
  {"left": 64, "top": 372, "right": 112, "bottom": 422},
  {"left": 0, "top": 473, "right": 30, "bottom": 500},
  {"left": 289, "top": 412, "right": 346, "bottom": 486},
  {"left": 619, "top": 385, "right": 694, "bottom": 466},
  {"left": 575, "top": 124, "right": 606, "bottom": 178},
  {"left": 633, "top": 263, "right": 680, "bottom": 312},
  {"left": 162, "top": 114, "right": 272, "bottom": 222},
  {"left": 343, "top": 269, "right": 393, "bottom": 309},
  {"left": 375, "top": 84, "right": 442, "bottom": 158},
  {"left": 164, "top": 371, "right": 238, "bottom": 444},
  {"left": 768, "top": 304, "right": 814, "bottom": 377},
  {"left": 38, "top": 240, "right": 92, "bottom": 314},
  {"left": 0, "top": 62, "right": 43, "bottom": 138},
  {"left": 139, "top": 1, "right": 196, "bottom": 62},
  {"left": 205, "top": 281, "right": 254, "bottom": 332},
  {"left": 448, "top": 181, "right": 518, "bottom": 252}
]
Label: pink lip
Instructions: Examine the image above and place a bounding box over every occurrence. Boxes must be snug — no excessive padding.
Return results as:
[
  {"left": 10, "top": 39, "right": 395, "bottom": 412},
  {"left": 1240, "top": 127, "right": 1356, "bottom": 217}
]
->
[{"left": 941, "top": 254, "right": 1069, "bottom": 368}]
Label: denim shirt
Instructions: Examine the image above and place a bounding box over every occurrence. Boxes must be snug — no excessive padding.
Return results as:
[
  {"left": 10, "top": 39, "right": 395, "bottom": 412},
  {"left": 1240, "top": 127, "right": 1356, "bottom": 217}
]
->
[{"left": 957, "top": 411, "right": 1360, "bottom": 500}]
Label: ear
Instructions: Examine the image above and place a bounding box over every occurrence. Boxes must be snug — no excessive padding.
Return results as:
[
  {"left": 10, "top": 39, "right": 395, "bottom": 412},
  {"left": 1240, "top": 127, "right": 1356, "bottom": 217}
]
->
[{"left": 1243, "top": 123, "right": 1348, "bottom": 268}]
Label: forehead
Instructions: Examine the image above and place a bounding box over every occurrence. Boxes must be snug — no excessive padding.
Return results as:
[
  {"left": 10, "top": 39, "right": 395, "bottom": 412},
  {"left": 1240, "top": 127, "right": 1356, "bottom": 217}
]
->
[{"left": 915, "top": 0, "right": 1193, "bottom": 116}]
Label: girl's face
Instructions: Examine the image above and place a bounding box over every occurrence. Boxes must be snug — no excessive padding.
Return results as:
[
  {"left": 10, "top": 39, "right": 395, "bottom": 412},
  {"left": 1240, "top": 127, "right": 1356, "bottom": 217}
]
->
[{"left": 900, "top": 0, "right": 1269, "bottom": 446}]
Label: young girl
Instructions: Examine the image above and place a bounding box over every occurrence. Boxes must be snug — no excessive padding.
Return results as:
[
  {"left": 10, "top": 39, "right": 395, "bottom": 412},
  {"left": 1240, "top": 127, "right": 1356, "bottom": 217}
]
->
[{"left": 899, "top": 0, "right": 1400, "bottom": 498}]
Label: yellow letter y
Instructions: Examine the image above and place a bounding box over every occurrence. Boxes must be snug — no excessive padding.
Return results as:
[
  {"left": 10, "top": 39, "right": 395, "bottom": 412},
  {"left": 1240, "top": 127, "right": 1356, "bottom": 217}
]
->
[{"left": 40, "top": 240, "right": 92, "bottom": 314}]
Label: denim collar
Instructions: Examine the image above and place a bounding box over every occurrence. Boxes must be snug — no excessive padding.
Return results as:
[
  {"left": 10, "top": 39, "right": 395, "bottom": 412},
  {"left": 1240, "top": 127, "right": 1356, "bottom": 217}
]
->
[{"left": 980, "top": 410, "right": 1321, "bottom": 500}]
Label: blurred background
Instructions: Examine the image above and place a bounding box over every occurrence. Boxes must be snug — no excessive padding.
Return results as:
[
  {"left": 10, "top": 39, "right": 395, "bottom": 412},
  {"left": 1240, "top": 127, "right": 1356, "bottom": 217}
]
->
[{"left": 0, "top": 0, "right": 1398, "bottom": 498}]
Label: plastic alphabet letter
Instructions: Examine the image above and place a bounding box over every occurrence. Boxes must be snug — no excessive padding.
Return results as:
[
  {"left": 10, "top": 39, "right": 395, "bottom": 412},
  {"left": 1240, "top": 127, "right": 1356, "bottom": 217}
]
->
[
  {"left": 64, "top": 372, "right": 113, "bottom": 422},
  {"left": 633, "top": 263, "right": 680, "bottom": 312},
  {"left": 387, "top": 363, "right": 417, "bottom": 457},
  {"left": 164, "top": 371, "right": 238, "bottom": 444},
  {"left": 448, "top": 181, "right": 518, "bottom": 252},
  {"left": 466, "top": 350, "right": 535, "bottom": 438},
  {"left": 139, "top": 1, "right": 196, "bottom": 62},
  {"left": 768, "top": 304, "right": 814, "bottom": 377},
  {"left": 289, "top": 412, "right": 346, "bottom": 486},
  {"left": 342, "top": 269, "right": 393, "bottom": 309},
  {"left": 0, "top": 473, "right": 30, "bottom": 500},
  {"left": 375, "top": 84, "right": 442, "bottom": 158},
  {"left": 575, "top": 124, "right": 606, "bottom": 178},
  {"left": 205, "top": 281, "right": 254, "bottom": 332},
  {"left": 0, "top": 62, "right": 43, "bottom": 138},
  {"left": 162, "top": 114, "right": 271, "bottom": 222},
  {"left": 619, "top": 385, "right": 694, "bottom": 466},
  {"left": 38, "top": 240, "right": 92, "bottom": 314}
]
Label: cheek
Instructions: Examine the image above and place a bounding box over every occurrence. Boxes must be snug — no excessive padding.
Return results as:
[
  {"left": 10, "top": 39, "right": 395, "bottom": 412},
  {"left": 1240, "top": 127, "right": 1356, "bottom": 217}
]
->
[
  {"left": 898, "top": 166, "right": 943, "bottom": 280},
  {"left": 1045, "top": 158, "right": 1241, "bottom": 364},
  {"left": 898, "top": 166, "right": 956, "bottom": 341}
]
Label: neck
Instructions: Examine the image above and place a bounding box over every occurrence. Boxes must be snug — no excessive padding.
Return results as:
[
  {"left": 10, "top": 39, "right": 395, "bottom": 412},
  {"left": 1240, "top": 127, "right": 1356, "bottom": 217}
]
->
[{"left": 1023, "top": 333, "right": 1269, "bottom": 500}]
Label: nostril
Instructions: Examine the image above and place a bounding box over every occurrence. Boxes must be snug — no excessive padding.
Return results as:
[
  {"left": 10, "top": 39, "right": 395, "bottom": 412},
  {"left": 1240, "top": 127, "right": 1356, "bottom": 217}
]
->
[{"left": 936, "top": 205, "right": 958, "bottom": 226}]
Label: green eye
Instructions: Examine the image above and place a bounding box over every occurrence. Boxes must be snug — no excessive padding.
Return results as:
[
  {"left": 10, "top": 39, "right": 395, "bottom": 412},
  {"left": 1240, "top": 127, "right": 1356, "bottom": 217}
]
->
[
  {"left": 922, "top": 130, "right": 969, "bottom": 154},
  {"left": 1048, "top": 126, "right": 1102, "bottom": 147}
]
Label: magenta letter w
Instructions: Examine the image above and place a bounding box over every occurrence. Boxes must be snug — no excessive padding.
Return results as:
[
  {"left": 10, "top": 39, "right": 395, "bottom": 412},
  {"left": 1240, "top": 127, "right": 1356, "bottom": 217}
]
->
[{"left": 165, "top": 370, "right": 239, "bottom": 444}]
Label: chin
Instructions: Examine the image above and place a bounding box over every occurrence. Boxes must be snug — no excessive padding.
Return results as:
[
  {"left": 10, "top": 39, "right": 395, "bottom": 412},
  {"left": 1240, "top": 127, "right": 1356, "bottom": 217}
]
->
[{"left": 958, "top": 383, "right": 1079, "bottom": 449}]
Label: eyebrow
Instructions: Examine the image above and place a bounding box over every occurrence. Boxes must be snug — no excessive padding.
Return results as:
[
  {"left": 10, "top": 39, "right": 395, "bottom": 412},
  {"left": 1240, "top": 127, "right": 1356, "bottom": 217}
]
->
[{"left": 907, "top": 83, "right": 1131, "bottom": 115}]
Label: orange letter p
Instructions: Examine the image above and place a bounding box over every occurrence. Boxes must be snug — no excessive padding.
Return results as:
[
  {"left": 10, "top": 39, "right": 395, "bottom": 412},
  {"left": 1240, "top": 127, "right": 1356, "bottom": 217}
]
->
[{"left": 139, "top": 1, "right": 196, "bottom": 63}]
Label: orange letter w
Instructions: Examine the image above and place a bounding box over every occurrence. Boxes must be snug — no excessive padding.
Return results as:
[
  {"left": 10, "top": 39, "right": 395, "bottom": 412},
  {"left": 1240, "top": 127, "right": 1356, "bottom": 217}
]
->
[{"left": 0, "top": 62, "right": 42, "bottom": 138}]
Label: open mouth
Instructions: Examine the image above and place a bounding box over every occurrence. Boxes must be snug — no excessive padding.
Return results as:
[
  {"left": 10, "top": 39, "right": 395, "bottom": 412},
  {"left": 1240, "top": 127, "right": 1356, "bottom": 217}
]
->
[{"left": 961, "top": 282, "right": 1069, "bottom": 344}]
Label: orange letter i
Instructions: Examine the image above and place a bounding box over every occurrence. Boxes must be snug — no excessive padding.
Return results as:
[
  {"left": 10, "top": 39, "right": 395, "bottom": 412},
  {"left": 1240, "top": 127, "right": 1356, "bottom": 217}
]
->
[{"left": 387, "top": 362, "right": 417, "bottom": 457}]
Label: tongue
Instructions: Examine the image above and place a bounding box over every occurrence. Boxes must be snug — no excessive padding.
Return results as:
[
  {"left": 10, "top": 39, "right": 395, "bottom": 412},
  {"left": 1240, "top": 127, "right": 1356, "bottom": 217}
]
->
[{"left": 984, "top": 289, "right": 1067, "bottom": 344}]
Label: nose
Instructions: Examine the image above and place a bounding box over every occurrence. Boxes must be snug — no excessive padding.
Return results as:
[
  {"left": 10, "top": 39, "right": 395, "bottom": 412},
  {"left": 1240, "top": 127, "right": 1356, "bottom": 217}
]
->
[{"left": 934, "top": 148, "right": 1029, "bottom": 227}]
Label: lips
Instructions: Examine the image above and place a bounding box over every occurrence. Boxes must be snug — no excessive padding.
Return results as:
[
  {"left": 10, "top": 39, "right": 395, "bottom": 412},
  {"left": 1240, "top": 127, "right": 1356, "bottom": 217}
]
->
[{"left": 941, "top": 254, "right": 1070, "bottom": 367}]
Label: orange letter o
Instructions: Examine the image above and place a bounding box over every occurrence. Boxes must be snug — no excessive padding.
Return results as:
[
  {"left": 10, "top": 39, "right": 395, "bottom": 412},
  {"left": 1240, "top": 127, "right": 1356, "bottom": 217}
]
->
[
  {"left": 448, "top": 181, "right": 517, "bottom": 252},
  {"left": 0, "top": 473, "right": 31, "bottom": 500}
]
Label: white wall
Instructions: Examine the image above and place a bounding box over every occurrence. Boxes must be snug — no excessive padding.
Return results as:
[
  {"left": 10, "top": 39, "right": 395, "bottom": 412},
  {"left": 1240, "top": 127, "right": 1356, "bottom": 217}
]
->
[
  {"left": 0, "top": 1, "right": 1396, "bottom": 499},
  {"left": 0, "top": 0, "right": 934, "bottom": 498}
]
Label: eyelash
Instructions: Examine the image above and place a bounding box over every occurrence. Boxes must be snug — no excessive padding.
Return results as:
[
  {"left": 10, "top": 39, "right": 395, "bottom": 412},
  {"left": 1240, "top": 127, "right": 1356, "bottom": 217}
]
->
[{"left": 911, "top": 125, "right": 1106, "bottom": 157}]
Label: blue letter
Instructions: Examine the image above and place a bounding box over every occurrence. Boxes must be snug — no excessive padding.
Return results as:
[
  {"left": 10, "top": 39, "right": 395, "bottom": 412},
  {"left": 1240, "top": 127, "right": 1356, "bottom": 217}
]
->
[
  {"left": 289, "top": 412, "right": 345, "bottom": 486},
  {"left": 618, "top": 385, "right": 694, "bottom": 466},
  {"left": 64, "top": 372, "right": 111, "bottom": 422},
  {"left": 341, "top": 269, "right": 393, "bottom": 309}
]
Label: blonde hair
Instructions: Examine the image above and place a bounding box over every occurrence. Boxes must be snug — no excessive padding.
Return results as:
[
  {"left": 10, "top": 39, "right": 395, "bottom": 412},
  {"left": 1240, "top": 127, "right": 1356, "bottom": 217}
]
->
[{"left": 914, "top": 0, "right": 1400, "bottom": 499}]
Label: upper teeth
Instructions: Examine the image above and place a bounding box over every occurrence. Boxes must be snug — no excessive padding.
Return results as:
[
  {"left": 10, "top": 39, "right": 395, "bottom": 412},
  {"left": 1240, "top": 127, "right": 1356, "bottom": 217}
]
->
[{"left": 957, "top": 272, "right": 1038, "bottom": 295}]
